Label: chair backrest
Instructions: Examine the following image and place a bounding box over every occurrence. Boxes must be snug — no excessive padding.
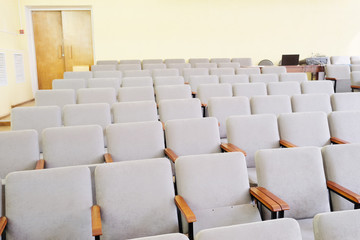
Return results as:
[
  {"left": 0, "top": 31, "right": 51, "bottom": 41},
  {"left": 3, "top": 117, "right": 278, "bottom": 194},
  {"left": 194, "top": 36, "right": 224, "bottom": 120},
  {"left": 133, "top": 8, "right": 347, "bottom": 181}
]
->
[
  {"left": 63, "top": 103, "right": 111, "bottom": 130},
  {"left": 92, "top": 70, "right": 122, "bottom": 79},
  {"left": 326, "top": 64, "right": 351, "bottom": 79},
  {"left": 11, "top": 106, "right": 62, "bottom": 151},
  {"left": 210, "top": 58, "right": 231, "bottom": 63},
  {"left": 167, "top": 63, "right": 191, "bottom": 75},
  {"left": 91, "top": 64, "right": 116, "bottom": 71},
  {"left": 165, "top": 117, "right": 221, "bottom": 156},
  {"left": 328, "top": 111, "right": 360, "bottom": 143},
  {"left": 118, "top": 86, "right": 155, "bottom": 102},
  {"left": 154, "top": 76, "right": 185, "bottom": 86},
  {"left": 301, "top": 81, "right": 335, "bottom": 95},
  {"left": 233, "top": 83, "right": 267, "bottom": 98},
  {"left": 278, "top": 111, "right": 331, "bottom": 147},
  {"left": 267, "top": 81, "right": 301, "bottom": 96},
  {"left": 142, "top": 59, "right": 163, "bottom": 65},
  {"left": 5, "top": 166, "right": 93, "bottom": 239},
  {"left": 164, "top": 59, "right": 186, "bottom": 65},
  {"left": 227, "top": 114, "right": 280, "bottom": 168},
  {"left": 159, "top": 98, "right": 202, "bottom": 123},
  {"left": 217, "top": 62, "right": 240, "bottom": 69},
  {"left": 131, "top": 233, "right": 189, "bottom": 240},
  {"left": 313, "top": 209, "right": 360, "bottom": 240},
  {"left": 350, "top": 65, "right": 360, "bottom": 72},
  {"left": 183, "top": 68, "right": 209, "bottom": 83},
  {"left": 35, "top": 89, "right": 76, "bottom": 109},
  {"left": 143, "top": 63, "right": 167, "bottom": 71},
  {"left": 188, "top": 75, "right": 219, "bottom": 93},
  {"left": 119, "top": 59, "right": 142, "bottom": 64},
  {"left": 95, "top": 158, "right": 178, "bottom": 239},
  {"left": 112, "top": 101, "right": 158, "bottom": 123},
  {"left": 117, "top": 63, "right": 141, "bottom": 71},
  {"left": 97, "top": 60, "right": 118, "bottom": 65},
  {"left": 208, "top": 96, "right": 251, "bottom": 138},
  {"left": 0, "top": 130, "right": 39, "bottom": 179},
  {"left": 291, "top": 93, "right": 332, "bottom": 114},
  {"left": 189, "top": 58, "right": 209, "bottom": 68},
  {"left": 219, "top": 74, "right": 249, "bottom": 85},
  {"left": 261, "top": 66, "right": 287, "bottom": 75},
  {"left": 152, "top": 69, "right": 180, "bottom": 78},
  {"left": 256, "top": 147, "right": 330, "bottom": 219},
  {"left": 106, "top": 121, "right": 165, "bottom": 161},
  {"left": 87, "top": 78, "right": 121, "bottom": 92},
  {"left": 249, "top": 73, "right": 279, "bottom": 83},
  {"left": 279, "top": 73, "right": 307, "bottom": 83},
  {"left": 350, "top": 71, "right": 360, "bottom": 86},
  {"left": 235, "top": 67, "right": 260, "bottom": 75},
  {"left": 155, "top": 85, "right": 192, "bottom": 104},
  {"left": 52, "top": 79, "right": 87, "bottom": 91},
  {"left": 121, "top": 76, "right": 153, "bottom": 87},
  {"left": 322, "top": 143, "right": 360, "bottom": 211},
  {"left": 64, "top": 71, "right": 92, "bottom": 79},
  {"left": 232, "top": 58, "right": 253, "bottom": 67},
  {"left": 331, "top": 92, "right": 360, "bottom": 111},
  {"left": 42, "top": 125, "right": 104, "bottom": 168},
  {"left": 209, "top": 68, "right": 235, "bottom": 77},
  {"left": 330, "top": 56, "right": 350, "bottom": 65},
  {"left": 250, "top": 95, "right": 292, "bottom": 116},
  {"left": 77, "top": 88, "right": 117, "bottom": 105},
  {"left": 351, "top": 56, "right": 360, "bottom": 65},
  {"left": 123, "top": 70, "right": 152, "bottom": 78},
  {"left": 195, "top": 218, "right": 302, "bottom": 240},
  {"left": 197, "top": 83, "right": 233, "bottom": 105},
  {"left": 194, "top": 63, "right": 217, "bottom": 69}
]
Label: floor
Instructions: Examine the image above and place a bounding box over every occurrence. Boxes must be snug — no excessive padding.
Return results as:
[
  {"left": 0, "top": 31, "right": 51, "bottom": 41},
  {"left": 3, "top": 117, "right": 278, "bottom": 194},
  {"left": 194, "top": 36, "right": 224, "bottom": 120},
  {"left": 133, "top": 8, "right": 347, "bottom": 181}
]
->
[{"left": 0, "top": 100, "right": 35, "bottom": 132}]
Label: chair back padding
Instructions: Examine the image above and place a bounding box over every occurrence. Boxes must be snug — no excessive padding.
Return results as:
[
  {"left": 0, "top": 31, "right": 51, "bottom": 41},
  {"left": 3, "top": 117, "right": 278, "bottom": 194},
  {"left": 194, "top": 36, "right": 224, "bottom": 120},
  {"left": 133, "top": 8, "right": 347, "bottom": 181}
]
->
[
  {"left": 328, "top": 111, "right": 360, "bottom": 143},
  {"left": 267, "top": 81, "right": 301, "bottom": 96},
  {"left": 233, "top": 83, "right": 267, "bottom": 98},
  {"left": 95, "top": 158, "right": 178, "bottom": 239},
  {"left": 219, "top": 75, "right": 249, "bottom": 84},
  {"left": 331, "top": 93, "right": 360, "bottom": 111},
  {"left": 154, "top": 76, "right": 184, "bottom": 86},
  {"left": 183, "top": 68, "right": 209, "bottom": 83},
  {"left": 131, "top": 233, "right": 189, "bottom": 240},
  {"left": 250, "top": 95, "right": 292, "bottom": 116},
  {"left": 112, "top": 101, "right": 158, "bottom": 123},
  {"left": 235, "top": 67, "right": 260, "bottom": 75},
  {"left": 301, "top": 81, "right": 334, "bottom": 95},
  {"left": 209, "top": 68, "right": 235, "bottom": 76},
  {"left": 291, "top": 94, "right": 332, "bottom": 114},
  {"left": 123, "top": 70, "right": 151, "bottom": 78},
  {"left": 93, "top": 70, "right": 122, "bottom": 79},
  {"left": 152, "top": 69, "right": 180, "bottom": 78},
  {"left": 35, "top": 89, "right": 76, "bottom": 109},
  {"left": 250, "top": 74, "right": 279, "bottom": 83},
  {"left": 188, "top": 75, "right": 218, "bottom": 93},
  {"left": 118, "top": 86, "right": 155, "bottom": 102},
  {"left": 87, "top": 78, "right": 121, "bottom": 91},
  {"left": 52, "top": 78, "right": 87, "bottom": 91},
  {"left": 197, "top": 83, "right": 232, "bottom": 105},
  {"left": 155, "top": 85, "right": 192, "bottom": 104},
  {"left": 279, "top": 73, "right": 307, "bottom": 83},
  {"left": 261, "top": 66, "right": 287, "bottom": 75},
  {"left": 64, "top": 71, "right": 92, "bottom": 79},
  {"left": 122, "top": 77, "right": 153, "bottom": 88},
  {"left": 159, "top": 98, "right": 202, "bottom": 123},
  {"left": 77, "top": 88, "right": 117, "bottom": 105}
]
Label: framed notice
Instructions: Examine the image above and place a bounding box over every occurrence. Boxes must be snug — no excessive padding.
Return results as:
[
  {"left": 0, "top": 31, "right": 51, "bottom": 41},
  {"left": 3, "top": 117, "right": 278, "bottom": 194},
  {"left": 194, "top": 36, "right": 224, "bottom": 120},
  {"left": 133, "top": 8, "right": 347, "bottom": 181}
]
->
[
  {"left": 0, "top": 52, "right": 7, "bottom": 86},
  {"left": 14, "top": 53, "right": 25, "bottom": 83}
]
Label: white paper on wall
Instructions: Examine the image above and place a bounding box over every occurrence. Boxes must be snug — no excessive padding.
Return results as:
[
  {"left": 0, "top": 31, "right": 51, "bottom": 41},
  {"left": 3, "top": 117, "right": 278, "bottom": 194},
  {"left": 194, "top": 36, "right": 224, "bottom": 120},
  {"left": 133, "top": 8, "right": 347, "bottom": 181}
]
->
[
  {"left": 14, "top": 53, "right": 25, "bottom": 83},
  {"left": 0, "top": 52, "right": 7, "bottom": 86}
]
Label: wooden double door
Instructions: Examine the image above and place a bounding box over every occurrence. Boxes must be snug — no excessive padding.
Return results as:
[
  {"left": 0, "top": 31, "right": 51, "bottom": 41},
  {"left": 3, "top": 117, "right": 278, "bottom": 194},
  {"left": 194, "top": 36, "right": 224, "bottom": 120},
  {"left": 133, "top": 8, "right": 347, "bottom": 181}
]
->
[{"left": 32, "top": 10, "right": 93, "bottom": 89}]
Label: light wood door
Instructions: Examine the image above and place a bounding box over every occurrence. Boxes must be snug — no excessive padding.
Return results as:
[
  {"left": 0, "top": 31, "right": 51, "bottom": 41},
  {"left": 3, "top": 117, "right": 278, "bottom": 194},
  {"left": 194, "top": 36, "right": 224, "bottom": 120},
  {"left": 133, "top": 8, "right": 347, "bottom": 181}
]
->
[
  {"left": 32, "top": 10, "right": 93, "bottom": 89},
  {"left": 32, "top": 11, "right": 65, "bottom": 90}
]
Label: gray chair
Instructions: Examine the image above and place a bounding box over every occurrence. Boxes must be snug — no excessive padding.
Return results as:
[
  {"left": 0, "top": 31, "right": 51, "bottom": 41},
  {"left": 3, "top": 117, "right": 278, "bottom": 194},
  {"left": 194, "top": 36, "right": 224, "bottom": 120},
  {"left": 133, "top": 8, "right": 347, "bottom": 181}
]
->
[
  {"left": 112, "top": 101, "right": 158, "bottom": 123},
  {"left": 164, "top": 59, "right": 186, "bottom": 65},
  {"left": 250, "top": 95, "right": 292, "bottom": 116},
  {"left": 91, "top": 64, "right": 117, "bottom": 71},
  {"left": 250, "top": 74, "right": 279, "bottom": 83},
  {"left": 194, "top": 63, "right": 217, "bottom": 69},
  {"left": 77, "top": 88, "right": 117, "bottom": 105},
  {"left": 188, "top": 75, "right": 218, "bottom": 94},
  {"left": 219, "top": 75, "right": 249, "bottom": 85},
  {"left": 189, "top": 58, "right": 209, "bottom": 68},
  {"left": 232, "top": 58, "right": 253, "bottom": 67},
  {"left": 235, "top": 67, "right": 260, "bottom": 75},
  {"left": 167, "top": 63, "right": 191, "bottom": 75},
  {"left": 261, "top": 66, "right": 287, "bottom": 75},
  {"left": 350, "top": 71, "right": 360, "bottom": 91},
  {"left": 87, "top": 78, "right": 121, "bottom": 92},
  {"left": 118, "top": 86, "right": 155, "bottom": 102},
  {"left": 121, "top": 77, "right": 153, "bottom": 88},
  {"left": 183, "top": 68, "right": 209, "bottom": 83},
  {"left": 97, "top": 60, "right": 118, "bottom": 65},
  {"left": 52, "top": 78, "right": 87, "bottom": 91},
  {"left": 331, "top": 92, "right": 360, "bottom": 111},
  {"left": 117, "top": 63, "right": 142, "bottom": 71},
  {"left": 217, "top": 62, "right": 240, "bottom": 69},
  {"left": 159, "top": 98, "right": 202, "bottom": 125},
  {"left": 197, "top": 83, "right": 232, "bottom": 107},
  {"left": 325, "top": 65, "right": 351, "bottom": 92},
  {"left": 154, "top": 76, "right": 185, "bottom": 87},
  {"left": 291, "top": 94, "right": 332, "bottom": 114},
  {"left": 279, "top": 73, "right": 307, "bottom": 83},
  {"left": 233, "top": 82, "right": 267, "bottom": 98},
  {"left": 119, "top": 59, "right": 141, "bottom": 65},
  {"left": 155, "top": 85, "right": 192, "bottom": 105},
  {"left": 35, "top": 89, "right": 76, "bottom": 109},
  {"left": 64, "top": 71, "right": 92, "bottom": 80},
  {"left": 267, "top": 82, "right": 301, "bottom": 96},
  {"left": 301, "top": 81, "right": 334, "bottom": 95},
  {"left": 328, "top": 111, "right": 360, "bottom": 144},
  {"left": 152, "top": 69, "right": 180, "bottom": 78},
  {"left": 123, "top": 70, "right": 152, "bottom": 78},
  {"left": 330, "top": 56, "right": 350, "bottom": 65},
  {"left": 93, "top": 70, "right": 122, "bottom": 79},
  {"left": 209, "top": 68, "right": 235, "bottom": 77},
  {"left": 210, "top": 58, "right": 231, "bottom": 63},
  {"left": 130, "top": 233, "right": 189, "bottom": 240}
]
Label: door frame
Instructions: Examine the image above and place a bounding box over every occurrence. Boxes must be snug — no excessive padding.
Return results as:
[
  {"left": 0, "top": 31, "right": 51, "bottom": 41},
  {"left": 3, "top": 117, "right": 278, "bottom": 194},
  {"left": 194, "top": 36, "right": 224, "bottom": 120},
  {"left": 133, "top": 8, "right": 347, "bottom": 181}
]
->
[{"left": 25, "top": 6, "right": 95, "bottom": 93}]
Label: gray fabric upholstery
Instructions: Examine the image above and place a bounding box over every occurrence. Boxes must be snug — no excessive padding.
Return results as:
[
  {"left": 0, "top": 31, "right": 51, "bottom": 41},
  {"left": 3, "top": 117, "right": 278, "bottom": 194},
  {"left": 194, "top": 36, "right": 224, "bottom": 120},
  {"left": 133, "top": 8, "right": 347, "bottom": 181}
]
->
[
  {"left": 267, "top": 81, "right": 301, "bottom": 96},
  {"left": 350, "top": 56, "right": 360, "bottom": 65},
  {"left": 195, "top": 218, "right": 302, "bottom": 240},
  {"left": 5, "top": 166, "right": 93, "bottom": 240},
  {"left": 210, "top": 58, "right": 231, "bottom": 63},
  {"left": 175, "top": 152, "right": 261, "bottom": 235},
  {"left": 118, "top": 86, "right": 155, "bottom": 102},
  {"left": 165, "top": 117, "right": 221, "bottom": 156},
  {"left": 52, "top": 79, "right": 87, "bottom": 91},
  {"left": 87, "top": 78, "right": 121, "bottom": 92},
  {"left": 117, "top": 63, "right": 141, "bottom": 71},
  {"left": 0, "top": 130, "right": 39, "bottom": 179},
  {"left": 106, "top": 121, "right": 165, "bottom": 161},
  {"left": 197, "top": 83, "right": 232, "bottom": 105},
  {"left": 121, "top": 77, "right": 153, "bottom": 87},
  {"left": 233, "top": 82, "right": 267, "bottom": 98},
  {"left": 77, "top": 88, "right": 117, "bottom": 105},
  {"left": 297, "top": 219, "right": 315, "bottom": 240},
  {"left": 217, "top": 62, "right": 240, "bottom": 69},
  {"left": 331, "top": 92, "right": 360, "bottom": 111},
  {"left": 330, "top": 56, "right": 350, "bottom": 65},
  {"left": 119, "top": 59, "right": 141, "bottom": 64},
  {"left": 351, "top": 65, "right": 360, "bottom": 72},
  {"left": 152, "top": 69, "right": 179, "bottom": 78},
  {"left": 219, "top": 75, "right": 249, "bottom": 84},
  {"left": 232, "top": 58, "right": 253, "bottom": 66},
  {"left": 123, "top": 70, "right": 152, "bottom": 78},
  {"left": 112, "top": 101, "right": 158, "bottom": 123},
  {"left": 350, "top": 71, "right": 360, "bottom": 86},
  {"left": 95, "top": 158, "right": 178, "bottom": 239},
  {"left": 322, "top": 144, "right": 360, "bottom": 210},
  {"left": 235, "top": 67, "right": 260, "bottom": 75},
  {"left": 97, "top": 60, "right": 118, "bottom": 65},
  {"left": 167, "top": 63, "right": 191, "bottom": 75},
  {"left": 250, "top": 95, "right": 292, "bottom": 116},
  {"left": 250, "top": 73, "right": 279, "bottom": 83},
  {"left": 142, "top": 59, "right": 163, "bottom": 65},
  {"left": 11, "top": 106, "right": 62, "bottom": 152},
  {"left": 183, "top": 68, "right": 209, "bottom": 83},
  {"left": 42, "top": 125, "right": 105, "bottom": 168},
  {"left": 279, "top": 73, "right": 308, "bottom": 83},
  {"left": 143, "top": 63, "right": 166, "bottom": 71},
  {"left": 155, "top": 85, "right": 192, "bottom": 104},
  {"left": 164, "top": 59, "right": 186, "bottom": 64},
  {"left": 208, "top": 96, "right": 251, "bottom": 138},
  {"left": 209, "top": 68, "right": 235, "bottom": 76},
  {"left": 93, "top": 70, "right": 122, "bottom": 79},
  {"left": 159, "top": 98, "right": 202, "bottom": 123},
  {"left": 256, "top": 147, "right": 330, "bottom": 220},
  {"left": 64, "top": 71, "right": 92, "bottom": 79},
  {"left": 154, "top": 76, "right": 184, "bottom": 86},
  {"left": 261, "top": 66, "right": 287, "bottom": 75},
  {"left": 189, "top": 58, "right": 209, "bottom": 68},
  {"left": 313, "top": 210, "right": 360, "bottom": 240},
  {"left": 91, "top": 64, "right": 117, "bottom": 71},
  {"left": 195, "top": 63, "right": 217, "bottom": 69},
  {"left": 291, "top": 94, "right": 332, "bottom": 114},
  {"left": 328, "top": 111, "right": 360, "bottom": 143},
  {"left": 325, "top": 65, "right": 351, "bottom": 92},
  {"left": 301, "top": 81, "right": 334, "bottom": 95},
  {"left": 35, "top": 89, "right": 76, "bottom": 109},
  {"left": 278, "top": 112, "right": 330, "bottom": 147},
  {"left": 130, "top": 233, "right": 189, "bottom": 240},
  {"left": 189, "top": 75, "right": 219, "bottom": 93}
]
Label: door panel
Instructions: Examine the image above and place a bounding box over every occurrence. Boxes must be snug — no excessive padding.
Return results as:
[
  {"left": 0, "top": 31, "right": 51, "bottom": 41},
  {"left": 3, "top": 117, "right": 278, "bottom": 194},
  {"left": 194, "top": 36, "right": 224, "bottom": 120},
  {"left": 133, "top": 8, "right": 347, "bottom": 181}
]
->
[{"left": 32, "top": 11, "right": 65, "bottom": 89}]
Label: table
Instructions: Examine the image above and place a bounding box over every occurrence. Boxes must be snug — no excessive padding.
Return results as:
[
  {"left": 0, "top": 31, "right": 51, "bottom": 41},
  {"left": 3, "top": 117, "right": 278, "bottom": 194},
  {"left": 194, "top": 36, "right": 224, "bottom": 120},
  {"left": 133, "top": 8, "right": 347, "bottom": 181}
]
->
[{"left": 284, "top": 65, "right": 325, "bottom": 80}]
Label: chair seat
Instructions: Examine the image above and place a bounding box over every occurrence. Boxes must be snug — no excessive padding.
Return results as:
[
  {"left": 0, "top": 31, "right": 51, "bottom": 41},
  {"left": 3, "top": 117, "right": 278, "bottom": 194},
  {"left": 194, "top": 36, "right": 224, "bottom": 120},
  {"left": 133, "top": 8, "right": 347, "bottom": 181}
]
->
[
  {"left": 129, "top": 233, "right": 189, "bottom": 240},
  {"left": 297, "top": 218, "right": 314, "bottom": 240},
  {"left": 193, "top": 204, "right": 261, "bottom": 236},
  {"left": 247, "top": 167, "right": 257, "bottom": 186}
]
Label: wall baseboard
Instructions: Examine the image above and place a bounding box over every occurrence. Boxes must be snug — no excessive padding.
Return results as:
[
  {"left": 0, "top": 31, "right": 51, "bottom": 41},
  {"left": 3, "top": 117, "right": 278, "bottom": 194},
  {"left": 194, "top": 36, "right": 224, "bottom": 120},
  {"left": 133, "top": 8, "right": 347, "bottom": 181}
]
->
[{"left": 11, "top": 98, "right": 35, "bottom": 108}]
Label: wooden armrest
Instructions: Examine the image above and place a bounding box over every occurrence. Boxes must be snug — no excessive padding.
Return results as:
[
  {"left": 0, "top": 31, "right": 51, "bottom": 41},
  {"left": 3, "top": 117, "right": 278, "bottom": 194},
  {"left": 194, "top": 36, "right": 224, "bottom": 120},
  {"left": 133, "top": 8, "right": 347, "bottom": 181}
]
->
[
  {"left": 161, "top": 121, "right": 165, "bottom": 131},
  {"left": 91, "top": 205, "right": 102, "bottom": 236},
  {"left": 326, "top": 77, "right": 337, "bottom": 80},
  {"left": 201, "top": 103, "right": 207, "bottom": 107},
  {"left": 249, "top": 187, "right": 282, "bottom": 212},
  {"left": 175, "top": 195, "right": 196, "bottom": 223},
  {"left": 327, "top": 181, "right": 360, "bottom": 204},
  {"left": 164, "top": 148, "right": 178, "bottom": 163},
  {"left": 330, "top": 137, "right": 349, "bottom": 144},
  {"left": 220, "top": 143, "right": 247, "bottom": 156},
  {"left": 0, "top": 216, "right": 7, "bottom": 235},
  {"left": 35, "top": 159, "right": 45, "bottom": 170},
  {"left": 256, "top": 187, "right": 290, "bottom": 210},
  {"left": 279, "top": 139, "right": 298, "bottom": 148},
  {"left": 351, "top": 85, "right": 360, "bottom": 89},
  {"left": 104, "top": 153, "right": 113, "bottom": 163}
]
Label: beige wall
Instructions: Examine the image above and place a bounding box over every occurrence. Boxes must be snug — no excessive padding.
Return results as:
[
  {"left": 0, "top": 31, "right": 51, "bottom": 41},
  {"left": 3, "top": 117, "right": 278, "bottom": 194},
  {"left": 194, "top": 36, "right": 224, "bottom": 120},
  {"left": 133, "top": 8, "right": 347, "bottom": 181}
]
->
[{"left": 1, "top": 0, "right": 360, "bottom": 116}]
